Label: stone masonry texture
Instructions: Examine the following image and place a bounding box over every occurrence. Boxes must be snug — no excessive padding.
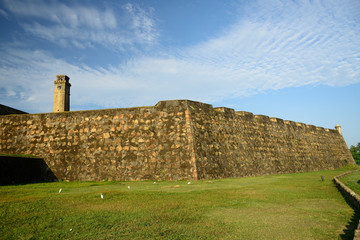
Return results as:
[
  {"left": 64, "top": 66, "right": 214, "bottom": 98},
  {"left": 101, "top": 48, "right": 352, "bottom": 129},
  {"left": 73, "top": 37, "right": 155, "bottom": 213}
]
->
[{"left": 0, "top": 100, "right": 355, "bottom": 181}]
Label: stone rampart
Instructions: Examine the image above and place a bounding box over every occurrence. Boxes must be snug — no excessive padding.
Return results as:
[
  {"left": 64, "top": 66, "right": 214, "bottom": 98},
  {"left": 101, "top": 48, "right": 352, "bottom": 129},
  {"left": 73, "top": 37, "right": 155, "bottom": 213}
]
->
[
  {"left": 186, "top": 101, "right": 353, "bottom": 179},
  {"left": 0, "top": 100, "right": 354, "bottom": 181},
  {"left": 0, "top": 100, "right": 196, "bottom": 181}
]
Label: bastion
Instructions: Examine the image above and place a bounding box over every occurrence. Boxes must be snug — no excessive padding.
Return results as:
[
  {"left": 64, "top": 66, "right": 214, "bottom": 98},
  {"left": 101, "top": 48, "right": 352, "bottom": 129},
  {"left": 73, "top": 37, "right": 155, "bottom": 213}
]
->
[{"left": 0, "top": 99, "right": 354, "bottom": 181}]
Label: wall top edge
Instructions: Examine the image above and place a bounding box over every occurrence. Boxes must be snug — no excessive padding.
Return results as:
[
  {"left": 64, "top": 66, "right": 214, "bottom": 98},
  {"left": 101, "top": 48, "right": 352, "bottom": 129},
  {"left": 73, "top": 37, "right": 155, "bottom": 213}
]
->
[
  {"left": 0, "top": 99, "right": 340, "bottom": 134},
  {"left": 0, "top": 106, "right": 156, "bottom": 117},
  {"left": 214, "top": 107, "right": 235, "bottom": 114},
  {"left": 156, "top": 99, "right": 214, "bottom": 109},
  {"left": 234, "top": 111, "right": 336, "bottom": 133}
]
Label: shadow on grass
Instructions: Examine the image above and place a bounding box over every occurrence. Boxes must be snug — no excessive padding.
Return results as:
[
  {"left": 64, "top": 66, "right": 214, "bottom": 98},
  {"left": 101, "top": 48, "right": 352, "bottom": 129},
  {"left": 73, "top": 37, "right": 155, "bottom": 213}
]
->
[
  {"left": 340, "top": 210, "right": 360, "bottom": 240},
  {"left": 0, "top": 156, "right": 57, "bottom": 185},
  {"left": 337, "top": 184, "right": 360, "bottom": 240}
]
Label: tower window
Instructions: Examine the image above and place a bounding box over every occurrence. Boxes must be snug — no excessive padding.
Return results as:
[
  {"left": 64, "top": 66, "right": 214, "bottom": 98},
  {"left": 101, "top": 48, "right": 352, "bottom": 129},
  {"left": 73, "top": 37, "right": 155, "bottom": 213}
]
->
[{"left": 57, "top": 86, "right": 62, "bottom": 90}]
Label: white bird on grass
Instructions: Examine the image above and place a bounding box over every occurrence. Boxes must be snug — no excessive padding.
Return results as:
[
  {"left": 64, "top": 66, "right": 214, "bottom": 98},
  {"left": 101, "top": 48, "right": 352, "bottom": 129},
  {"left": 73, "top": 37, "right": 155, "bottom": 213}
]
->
[
  {"left": 59, "top": 188, "right": 62, "bottom": 193},
  {"left": 128, "top": 186, "right": 131, "bottom": 189},
  {"left": 100, "top": 193, "right": 104, "bottom": 199},
  {"left": 187, "top": 182, "right": 191, "bottom": 185}
]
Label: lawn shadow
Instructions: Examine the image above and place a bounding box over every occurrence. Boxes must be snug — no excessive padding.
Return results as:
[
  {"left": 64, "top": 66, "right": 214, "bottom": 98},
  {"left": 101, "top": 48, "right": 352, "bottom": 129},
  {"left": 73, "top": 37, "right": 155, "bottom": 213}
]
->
[
  {"left": 338, "top": 184, "right": 360, "bottom": 240},
  {"left": 0, "top": 156, "right": 58, "bottom": 185},
  {"left": 340, "top": 210, "right": 360, "bottom": 240}
]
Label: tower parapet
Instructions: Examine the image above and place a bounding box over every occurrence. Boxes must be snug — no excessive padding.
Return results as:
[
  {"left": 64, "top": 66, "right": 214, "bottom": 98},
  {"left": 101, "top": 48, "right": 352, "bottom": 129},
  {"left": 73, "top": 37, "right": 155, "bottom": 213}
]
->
[
  {"left": 335, "top": 124, "right": 342, "bottom": 135},
  {"left": 53, "top": 75, "right": 71, "bottom": 112}
]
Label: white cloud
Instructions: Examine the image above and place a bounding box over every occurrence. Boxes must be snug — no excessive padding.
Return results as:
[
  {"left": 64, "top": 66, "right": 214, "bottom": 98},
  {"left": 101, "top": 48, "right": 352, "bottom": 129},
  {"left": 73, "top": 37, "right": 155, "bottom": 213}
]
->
[
  {"left": 3, "top": 0, "right": 117, "bottom": 29},
  {"left": 0, "top": 8, "right": 9, "bottom": 19},
  {"left": 2, "top": 0, "right": 158, "bottom": 49},
  {"left": 180, "top": 0, "right": 360, "bottom": 90},
  {"left": 124, "top": 3, "right": 158, "bottom": 44},
  {"left": 0, "top": 0, "right": 359, "bottom": 113}
]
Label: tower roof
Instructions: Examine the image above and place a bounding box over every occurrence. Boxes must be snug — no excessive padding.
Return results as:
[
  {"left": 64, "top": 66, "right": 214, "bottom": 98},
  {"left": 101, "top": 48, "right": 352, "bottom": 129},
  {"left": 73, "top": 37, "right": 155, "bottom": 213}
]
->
[{"left": 54, "top": 75, "right": 71, "bottom": 85}]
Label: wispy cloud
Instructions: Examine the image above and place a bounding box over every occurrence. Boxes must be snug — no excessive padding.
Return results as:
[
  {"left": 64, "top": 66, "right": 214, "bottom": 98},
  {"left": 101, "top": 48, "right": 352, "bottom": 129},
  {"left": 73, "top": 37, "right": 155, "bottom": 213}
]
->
[
  {"left": 185, "top": 0, "right": 360, "bottom": 85},
  {"left": 123, "top": 3, "right": 158, "bottom": 46},
  {"left": 0, "top": 0, "right": 359, "bottom": 113},
  {"left": 0, "top": 8, "right": 8, "bottom": 19},
  {"left": 2, "top": 0, "right": 158, "bottom": 49}
]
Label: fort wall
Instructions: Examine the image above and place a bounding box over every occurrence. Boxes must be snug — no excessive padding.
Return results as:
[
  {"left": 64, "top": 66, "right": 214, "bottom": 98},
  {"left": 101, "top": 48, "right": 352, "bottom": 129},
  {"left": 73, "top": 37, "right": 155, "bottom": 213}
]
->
[
  {"left": 0, "top": 100, "right": 354, "bottom": 181},
  {"left": 186, "top": 101, "right": 353, "bottom": 179}
]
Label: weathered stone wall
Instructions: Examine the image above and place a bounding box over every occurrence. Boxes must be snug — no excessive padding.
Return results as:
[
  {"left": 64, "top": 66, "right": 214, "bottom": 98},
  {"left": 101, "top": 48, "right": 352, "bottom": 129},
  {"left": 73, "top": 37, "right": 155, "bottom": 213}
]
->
[
  {"left": 0, "top": 101, "right": 196, "bottom": 181},
  {"left": 186, "top": 101, "right": 354, "bottom": 179},
  {"left": 0, "top": 100, "right": 354, "bottom": 181}
]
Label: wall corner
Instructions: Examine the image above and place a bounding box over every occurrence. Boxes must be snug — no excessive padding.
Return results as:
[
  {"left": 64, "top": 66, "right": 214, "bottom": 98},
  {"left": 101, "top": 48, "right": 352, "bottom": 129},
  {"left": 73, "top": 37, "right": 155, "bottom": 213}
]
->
[{"left": 184, "top": 101, "right": 199, "bottom": 180}]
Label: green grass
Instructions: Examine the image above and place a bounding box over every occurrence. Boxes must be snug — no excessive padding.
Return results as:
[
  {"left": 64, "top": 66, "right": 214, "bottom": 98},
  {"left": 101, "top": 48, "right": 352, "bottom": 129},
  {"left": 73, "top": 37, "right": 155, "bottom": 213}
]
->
[
  {"left": 0, "top": 165, "right": 358, "bottom": 240},
  {"left": 339, "top": 170, "right": 360, "bottom": 195}
]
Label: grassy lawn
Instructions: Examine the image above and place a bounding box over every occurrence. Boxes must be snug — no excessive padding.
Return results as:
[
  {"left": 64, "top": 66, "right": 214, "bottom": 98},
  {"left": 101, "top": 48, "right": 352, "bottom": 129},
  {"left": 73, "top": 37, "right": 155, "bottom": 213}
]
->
[
  {"left": 0, "top": 165, "right": 358, "bottom": 240},
  {"left": 339, "top": 170, "right": 360, "bottom": 195}
]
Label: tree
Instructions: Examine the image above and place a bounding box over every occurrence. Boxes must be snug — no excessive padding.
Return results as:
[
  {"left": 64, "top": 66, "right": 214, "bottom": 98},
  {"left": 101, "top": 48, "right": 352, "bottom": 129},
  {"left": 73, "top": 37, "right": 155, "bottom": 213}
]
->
[{"left": 350, "top": 142, "right": 360, "bottom": 164}]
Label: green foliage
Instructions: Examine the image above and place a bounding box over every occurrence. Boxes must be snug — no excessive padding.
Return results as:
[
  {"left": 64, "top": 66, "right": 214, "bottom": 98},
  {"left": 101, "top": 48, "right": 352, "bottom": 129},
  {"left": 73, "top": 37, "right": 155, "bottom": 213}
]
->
[
  {"left": 0, "top": 167, "right": 357, "bottom": 239},
  {"left": 350, "top": 142, "right": 360, "bottom": 164}
]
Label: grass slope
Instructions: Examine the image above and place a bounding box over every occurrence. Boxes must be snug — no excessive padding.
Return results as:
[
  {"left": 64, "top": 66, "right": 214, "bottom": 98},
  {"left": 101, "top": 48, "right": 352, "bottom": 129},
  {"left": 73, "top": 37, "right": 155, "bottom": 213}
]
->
[
  {"left": 0, "top": 166, "right": 358, "bottom": 240},
  {"left": 339, "top": 170, "right": 360, "bottom": 196}
]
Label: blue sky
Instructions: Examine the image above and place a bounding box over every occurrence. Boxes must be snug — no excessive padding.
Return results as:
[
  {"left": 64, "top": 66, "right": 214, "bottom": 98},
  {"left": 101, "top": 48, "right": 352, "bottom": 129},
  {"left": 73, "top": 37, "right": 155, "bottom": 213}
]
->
[{"left": 0, "top": 0, "right": 359, "bottom": 147}]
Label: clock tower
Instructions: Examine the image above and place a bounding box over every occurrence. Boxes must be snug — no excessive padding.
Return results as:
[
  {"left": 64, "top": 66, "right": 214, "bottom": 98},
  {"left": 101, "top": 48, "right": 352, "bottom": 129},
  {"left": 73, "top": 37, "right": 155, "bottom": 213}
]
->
[{"left": 53, "top": 75, "right": 71, "bottom": 112}]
